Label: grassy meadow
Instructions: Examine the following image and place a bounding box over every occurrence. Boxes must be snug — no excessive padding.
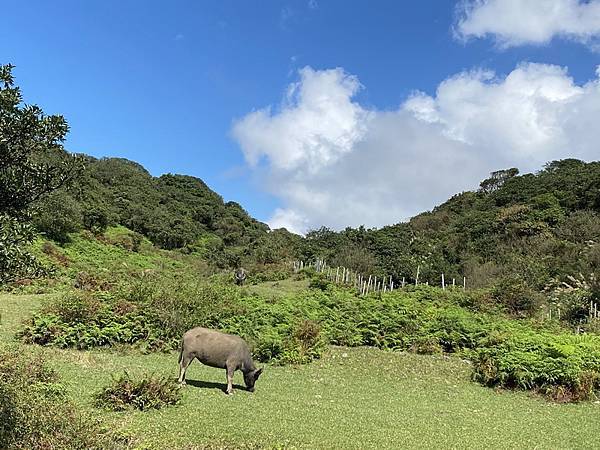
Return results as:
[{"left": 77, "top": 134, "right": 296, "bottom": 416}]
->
[{"left": 2, "top": 293, "right": 600, "bottom": 449}]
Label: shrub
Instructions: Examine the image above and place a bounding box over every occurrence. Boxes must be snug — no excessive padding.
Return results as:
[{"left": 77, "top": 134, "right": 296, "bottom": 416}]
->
[
  {"left": 0, "top": 345, "right": 131, "bottom": 449},
  {"left": 83, "top": 208, "right": 109, "bottom": 234},
  {"left": 33, "top": 191, "right": 82, "bottom": 243},
  {"left": 471, "top": 333, "right": 600, "bottom": 402},
  {"left": 491, "top": 278, "right": 544, "bottom": 317},
  {"left": 74, "top": 271, "right": 112, "bottom": 291},
  {"left": 245, "top": 264, "right": 292, "bottom": 285},
  {"left": 308, "top": 273, "right": 330, "bottom": 291},
  {"left": 19, "top": 291, "right": 154, "bottom": 350},
  {"left": 95, "top": 373, "right": 182, "bottom": 411},
  {"left": 108, "top": 231, "right": 144, "bottom": 252},
  {"left": 47, "top": 291, "right": 103, "bottom": 323},
  {"left": 0, "top": 214, "right": 47, "bottom": 283},
  {"left": 291, "top": 319, "right": 325, "bottom": 361}
]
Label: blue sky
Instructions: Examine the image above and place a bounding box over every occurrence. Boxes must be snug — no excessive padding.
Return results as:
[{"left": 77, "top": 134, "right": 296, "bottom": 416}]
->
[{"left": 2, "top": 1, "right": 600, "bottom": 232}]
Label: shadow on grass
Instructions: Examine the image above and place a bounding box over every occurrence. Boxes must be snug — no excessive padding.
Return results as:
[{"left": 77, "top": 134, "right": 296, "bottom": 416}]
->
[{"left": 185, "top": 379, "right": 246, "bottom": 393}]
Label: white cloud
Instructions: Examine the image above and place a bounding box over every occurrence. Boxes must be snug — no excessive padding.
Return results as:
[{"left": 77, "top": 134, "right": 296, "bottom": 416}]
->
[
  {"left": 268, "top": 208, "right": 309, "bottom": 235},
  {"left": 233, "top": 64, "right": 600, "bottom": 234},
  {"left": 232, "top": 67, "right": 370, "bottom": 175},
  {"left": 456, "top": 0, "right": 600, "bottom": 49}
]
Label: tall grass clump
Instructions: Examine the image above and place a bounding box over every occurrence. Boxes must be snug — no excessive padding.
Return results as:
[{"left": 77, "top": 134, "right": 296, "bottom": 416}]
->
[
  {"left": 0, "top": 345, "right": 131, "bottom": 449},
  {"left": 95, "top": 372, "right": 182, "bottom": 411}
]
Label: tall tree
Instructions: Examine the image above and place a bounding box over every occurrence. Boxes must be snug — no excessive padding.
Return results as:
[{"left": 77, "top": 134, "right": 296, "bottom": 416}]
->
[{"left": 0, "top": 64, "right": 81, "bottom": 282}]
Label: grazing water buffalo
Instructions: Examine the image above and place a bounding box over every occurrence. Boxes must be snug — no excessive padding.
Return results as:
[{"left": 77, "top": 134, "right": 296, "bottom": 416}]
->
[
  {"left": 178, "top": 327, "right": 263, "bottom": 394},
  {"left": 234, "top": 267, "right": 247, "bottom": 286}
]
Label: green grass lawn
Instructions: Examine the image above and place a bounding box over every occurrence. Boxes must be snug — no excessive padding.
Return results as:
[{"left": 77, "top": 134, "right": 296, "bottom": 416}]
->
[
  {"left": 0, "top": 293, "right": 47, "bottom": 340},
  {"left": 2, "top": 293, "right": 600, "bottom": 449}
]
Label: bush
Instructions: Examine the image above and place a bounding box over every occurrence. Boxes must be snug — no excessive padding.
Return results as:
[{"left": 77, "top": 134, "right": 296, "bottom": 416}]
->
[
  {"left": 308, "top": 273, "right": 330, "bottom": 291},
  {"left": 19, "top": 291, "right": 155, "bottom": 349},
  {"left": 491, "top": 278, "right": 544, "bottom": 317},
  {"left": 33, "top": 191, "right": 82, "bottom": 243},
  {"left": 83, "top": 208, "right": 109, "bottom": 234},
  {"left": 95, "top": 373, "right": 182, "bottom": 411},
  {"left": 245, "top": 264, "right": 292, "bottom": 284},
  {"left": 471, "top": 333, "right": 600, "bottom": 402},
  {"left": 74, "top": 270, "right": 112, "bottom": 291},
  {"left": 48, "top": 290, "right": 103, "bottom": 323},
  {"left": 0, "top": 214, "right": 47, "bottom": 283},
  {"left": 0, "top": 345, "right": 131, "bottom": 449},
  {"left": 107, "top": 230, "right": 144, "bottom": 252}
]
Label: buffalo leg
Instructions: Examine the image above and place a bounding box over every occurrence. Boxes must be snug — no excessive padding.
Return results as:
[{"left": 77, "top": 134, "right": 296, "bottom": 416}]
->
[
  {"left": 225, "top": 365, "right": 234, "bottom": 395},
  {"left": 178, "top": 353, "right": 193, "bottom": 384}
]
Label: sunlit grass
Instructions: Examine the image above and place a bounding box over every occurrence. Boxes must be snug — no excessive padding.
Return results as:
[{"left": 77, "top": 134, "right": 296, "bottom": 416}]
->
[
  {"left": 2, "top": 294, "right": 600, "bottom": 449},
  {"left": 0, "top": 293, "right": 46, "bottom": 340}
]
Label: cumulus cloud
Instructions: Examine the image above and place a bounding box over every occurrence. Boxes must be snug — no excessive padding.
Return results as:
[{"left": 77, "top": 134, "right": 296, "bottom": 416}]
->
[
  {"left": 232, "top": 64, "right": 600, "bottom": 234},
  {"left": 455, "top": 0, "right": 600, "bottom": 49},
  {"left": 232, "top": 67, "right": 370, "bottom": 175}
]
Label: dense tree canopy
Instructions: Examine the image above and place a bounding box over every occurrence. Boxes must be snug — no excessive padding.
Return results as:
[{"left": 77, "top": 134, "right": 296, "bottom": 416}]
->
[
  {"left": 41, "top": 156, "right": 270, "bottom": 253},
  {"left": 301, "top": 160, "right": 600, "bottom": 299}
]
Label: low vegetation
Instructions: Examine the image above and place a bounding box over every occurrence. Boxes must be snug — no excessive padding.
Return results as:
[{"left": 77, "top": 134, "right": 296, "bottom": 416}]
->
[
  {"left": 95, "top": 372, "right": 182, "bottom": 411},
  {"left": 17, "top": 274, "right": 600, "bottom": 401},
  {"left": 0, "top": 345, "right": 131, "bottom": 449},
  {"left": 472, "top": 332, "right": 600, "bottom": 402},
  {"left": 3, "top": 302, "right": 600, "bottom": 450}
]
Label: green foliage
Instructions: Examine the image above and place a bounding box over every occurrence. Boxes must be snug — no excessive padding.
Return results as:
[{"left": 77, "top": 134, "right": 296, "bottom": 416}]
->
[
  {"left": 0, "top": 64, "right": 81, "bottom": 283},
  {"left": 0, "top": 215, "right": 47, "bottom": 282},
  {"left": 95, "top": 372, "right": 182, "bottom": 411},
  {"left": 299, "top": 159, "right": 600, "bottom": 312},
  {"left": 0, "top": 64, "right": 81, "bottom": 216},
  {"left": 32, "top": 190, "right": 82, "bottom": 242},
  {"left": 491, "top": 277, "right": 545, "bottom": 317},
  {"left": 46, "top": 158, "right": 271, "bottom": 257},
  {"left": 19, "top": 291, "right": 156, "bottom": 350},
  {"left": 82, "top": 207, "right": 109, "bottom": 234},
  {"left": 0, "top": 345, "right": 130, "bottom": 449},
  {"left": 19, "top": 278, "right": 327, "bottom": 365},
  {"left": 246, "top": 268, "right": 291, "bottom": 285},
  {"left": 308, "top": 272, "right": 331, "bottom": 291},
  {"left": 478, "top": 168, "right": 519, "bottom": 194},
  {"left": 249, "top": 228, "right": 302, "bottom": 264},
  {"left": 472, "top": 333, "right": 600, "bottom": 402},
  {"left": 19, "top": 278, "right": 600, "bottom": 400}
]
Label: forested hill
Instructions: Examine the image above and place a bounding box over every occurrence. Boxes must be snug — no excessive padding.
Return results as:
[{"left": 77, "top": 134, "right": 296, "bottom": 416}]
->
[
  {"left": 302, "top": 159, "right": 600, "bottom": 302},
  {"left": 34, "top": 155, "right": 270, "bottom": 252},
  {"left": 32, "top": 151, "right": 600, "bottom": 304}
]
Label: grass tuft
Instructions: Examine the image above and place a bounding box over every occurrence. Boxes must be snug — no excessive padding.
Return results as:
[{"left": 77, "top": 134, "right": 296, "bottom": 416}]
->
[{"left": 95, "top": 372, "right": 182, "bottom": 411}]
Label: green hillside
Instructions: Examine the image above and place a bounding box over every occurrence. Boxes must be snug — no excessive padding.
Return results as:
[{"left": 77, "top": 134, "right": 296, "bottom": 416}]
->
[
  {"left": 301, "top": 160, "right": 600, "bottom": 320},
  {"left": 3, "top": 62, "right": 600, "bottom": 449}
]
